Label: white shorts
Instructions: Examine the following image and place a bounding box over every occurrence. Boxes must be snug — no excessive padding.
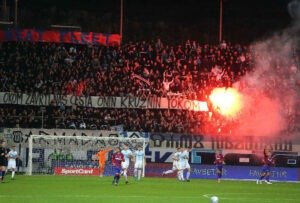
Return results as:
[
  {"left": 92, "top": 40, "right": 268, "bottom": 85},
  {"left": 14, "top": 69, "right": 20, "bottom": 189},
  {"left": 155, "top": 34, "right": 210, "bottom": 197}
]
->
[
  {"left": 122, "top": 161, "right": 130, "bottom": 169},
  {"left": 178, "top": 161, "right": 186, "bottom": 170},
  {"left": 181, "top": 162, "right": 190, "bottom": 169},
  {"left": 185, "top": 162, "right": 190, "bottom": 169},
  {"left": 7, "top": 160, "right": 16, "bottom": 170},
  {"left": 172, "top": 161, "right": 179, "bottom": 170},
  {"left": 134, "top": 161, "right": 143, "bottom": 169}
]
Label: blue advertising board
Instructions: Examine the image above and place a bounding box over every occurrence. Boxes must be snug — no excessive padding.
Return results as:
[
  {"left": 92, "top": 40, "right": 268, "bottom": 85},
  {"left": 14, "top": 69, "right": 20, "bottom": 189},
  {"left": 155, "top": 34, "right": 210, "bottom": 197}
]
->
[{"left": 146, "top": 163, "right": 300, "bottom": 182}]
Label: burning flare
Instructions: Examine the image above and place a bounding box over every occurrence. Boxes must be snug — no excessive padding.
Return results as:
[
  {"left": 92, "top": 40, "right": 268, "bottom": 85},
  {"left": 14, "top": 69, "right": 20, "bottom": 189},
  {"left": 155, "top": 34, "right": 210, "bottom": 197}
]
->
[{"left": 209, "top": 87, "right": 243, "bottom": 117}]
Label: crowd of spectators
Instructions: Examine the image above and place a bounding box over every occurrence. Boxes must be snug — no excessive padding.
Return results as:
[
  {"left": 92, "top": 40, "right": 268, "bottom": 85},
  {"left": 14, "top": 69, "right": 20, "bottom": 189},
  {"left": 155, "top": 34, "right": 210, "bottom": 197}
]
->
[
  {"left": 0, "top": 40, "right": 252, "bottom": 98},
  {"left": 0, "top": 40, "right": 298, "bottom": 134}
]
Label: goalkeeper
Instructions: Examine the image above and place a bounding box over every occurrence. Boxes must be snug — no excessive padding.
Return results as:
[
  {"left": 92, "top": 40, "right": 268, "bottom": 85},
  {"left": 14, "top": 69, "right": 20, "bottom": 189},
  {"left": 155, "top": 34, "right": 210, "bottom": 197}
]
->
[{"left": 96, "top": 147, "right": 112, "bottom": 177}]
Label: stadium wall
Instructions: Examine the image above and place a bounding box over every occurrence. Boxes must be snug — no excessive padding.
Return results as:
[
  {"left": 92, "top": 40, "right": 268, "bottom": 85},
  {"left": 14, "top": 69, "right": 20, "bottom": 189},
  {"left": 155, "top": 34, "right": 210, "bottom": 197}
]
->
[{"left": 1, "top": 128, "right": 300, "bottom": 181}]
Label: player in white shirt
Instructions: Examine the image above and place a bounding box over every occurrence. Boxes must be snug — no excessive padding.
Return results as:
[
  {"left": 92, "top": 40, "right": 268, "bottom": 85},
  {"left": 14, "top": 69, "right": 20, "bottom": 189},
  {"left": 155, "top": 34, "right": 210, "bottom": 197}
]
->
[
  {"left": 162, "top": 148, "right": 184, "bottom": 181},
  {"left": 7, "top": 145, "right": 18, "bottom": 179},
  {"left": 177, "top": 148, "right": 186, "bottom": 181},
  {"left": 133, "top": 146, "right": 145, "bottom": 181},
  {"left": 182, "top": 147, "right": 192, "bottom": 182},
  {"left": 121, "top": 144, "right": 133, "bottom": 184}
]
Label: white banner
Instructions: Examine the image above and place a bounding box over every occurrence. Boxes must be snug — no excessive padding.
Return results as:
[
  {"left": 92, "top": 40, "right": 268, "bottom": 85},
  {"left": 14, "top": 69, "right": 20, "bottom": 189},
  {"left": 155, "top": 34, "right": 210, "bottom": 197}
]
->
[
  {"left": 0, "top": 92, "right": 208, "bottom": 112},
  {"left": 3, "top": 128, "right": 123, "bottom": 145}
]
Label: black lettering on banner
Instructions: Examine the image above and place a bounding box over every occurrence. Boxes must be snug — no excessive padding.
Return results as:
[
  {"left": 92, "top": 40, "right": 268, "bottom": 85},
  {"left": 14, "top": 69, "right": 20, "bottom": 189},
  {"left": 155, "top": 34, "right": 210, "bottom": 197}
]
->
[
  {"left": 38, "top": 137, "right": 49, "bottom": 145},
  {"left": 12, "top": 131, "right": 23, "bottom": 143},
  {"left": 211, "top": 136, "right": 215, "bottom": 149},
  {"left": 180, "top": 135, "right": 192, "bottom": 148},
  {"left": 193, "top": 135, "right": 204, "bottom": 148},
  {"left": 177, "top": 98, "right": 183, "bottom": 109},
  {"left": 110, "top": 97, "right": 117, "bottom": 108},
  {"left": 62, "top": 95, "right": 68, "bottom": 105},
  {"left": 151, "top": 133, "right": 165, "bottom": 147},
  {"left": 234, "top": 139, "right": 244, "bottom": 150},
  {"left": 128, "top": 97, "right": 135, "bottom": 108},
  {"left": 69, "top": 138, "right": 79, "bottom": 146},
  {"left": 87, "top": 96, "right": 92, "bottom": 107},
  {"left": 184, "top": 100, "right": 191, "bottom": 110},
  {"left": 70, "top": 96, "right": 76, "bottom": 105},
  {"left": 30, "top": 93, "right": 37, "bottom": 105},
  {"left": 128, "top": 132, "right": 140, "bottom": 138},
  {"left": 82, "top": 139, "right": 91, "bottom": 146},
  {"left": 38, "top": 94, "right": 44, "bottom": 105},
  {"left": 54, "top": 94, "right": 68, "bottom": 105},
  {"left": 97, "top": 96, "right": 105, "bottom": 107},
  {"left": 147, "top": 97, "right": 156, "bottom": 108},
  {"left": 284, "top": 140, "right": 292, "bottom": 151},
  {"left": 55, "top": 138, "right": 66, "bottom": 145},
  {"left": 120, "top": 97, "right": 128, "bottom": 108},
  {"left": 166, "top": 134, "right": 179, "bottom": 148},
  {"left": 167, "top": 97, "right": 171, "bottom": 109},
  {"left": 244, "top": 136, "right": 253, "bottom": 150},
  {"left": 170, "top": 99, "right": 177, "bottom": 109},
  {"left": 97, "top": 96, "right": 116, "bottom": 108},
  {"left": 134, "top": 97, "right": 141, "bottom": 108},
  {"left": 252, "top": 139, "right": 260, "bottom": 150},
  {"left": 23, "top": 131, "right": 32, "bottom": 143},
  {"left": 225, "top": 137, "right": 233, "bottom": 149},
  {"left": 139, "top": 98, "right": 146, "bottom": 108},
  {"left": 39, "top": 130, "right": 51, "bottom": 136},
  {"left": 25, "top": 94, "right": 31, "bottom": 104},
  {"left": 275, "top": 139, "right": 292, "bottom": 151},
  {"left": 95, "top": 140, "right": 107, "bottom": 148},
  {"left": 77, "top": 96, "right": 83, "bottom": 106},
  {"left": 27, "top": 93, "right": 39, "bottom": 105},
  {"left": 3, "top": 92, "right": 23, "bottom": 104},
  {"left": 155, "top": 97, "right": 162, "bottom": 108}
]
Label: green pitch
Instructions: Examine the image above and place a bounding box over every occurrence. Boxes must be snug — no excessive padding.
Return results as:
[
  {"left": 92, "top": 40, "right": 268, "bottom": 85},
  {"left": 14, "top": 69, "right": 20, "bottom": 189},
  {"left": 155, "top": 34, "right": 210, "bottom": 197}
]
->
[{"left": 0, "top": 176, "right": 299, "bottom": 203}]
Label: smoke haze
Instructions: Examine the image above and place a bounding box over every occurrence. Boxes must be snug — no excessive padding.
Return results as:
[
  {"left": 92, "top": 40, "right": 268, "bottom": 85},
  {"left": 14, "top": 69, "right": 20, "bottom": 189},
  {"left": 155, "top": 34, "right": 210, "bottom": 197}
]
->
[{"left": 234, "top": 0, "right": 300, "bottom": 137}]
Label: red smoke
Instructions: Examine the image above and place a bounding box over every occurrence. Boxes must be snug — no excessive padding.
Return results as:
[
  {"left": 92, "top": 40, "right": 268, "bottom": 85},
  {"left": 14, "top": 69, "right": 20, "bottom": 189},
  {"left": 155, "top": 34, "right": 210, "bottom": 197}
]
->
[{"left": 235, "top": 91, "right": 286, "bottom": 137}]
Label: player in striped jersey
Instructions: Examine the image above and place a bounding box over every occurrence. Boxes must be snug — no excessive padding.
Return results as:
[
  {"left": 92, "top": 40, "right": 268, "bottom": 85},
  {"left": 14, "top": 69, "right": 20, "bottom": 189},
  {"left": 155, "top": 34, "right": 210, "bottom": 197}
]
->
[
  {"left": 214, "top": 150, "right": 224, "bottom": 183},
  {"left": 111, "top": 147, "right": 124, "bottom": 186},
  {"left": 257, "top": 149, "right": 274, "bottom": 184}
]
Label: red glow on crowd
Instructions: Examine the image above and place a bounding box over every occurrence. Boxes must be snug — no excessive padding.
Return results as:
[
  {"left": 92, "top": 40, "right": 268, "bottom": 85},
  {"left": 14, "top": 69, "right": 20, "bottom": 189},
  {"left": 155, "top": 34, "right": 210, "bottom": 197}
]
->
[{"left": 209, "top": 87, "right": 243, "bottom": 118}]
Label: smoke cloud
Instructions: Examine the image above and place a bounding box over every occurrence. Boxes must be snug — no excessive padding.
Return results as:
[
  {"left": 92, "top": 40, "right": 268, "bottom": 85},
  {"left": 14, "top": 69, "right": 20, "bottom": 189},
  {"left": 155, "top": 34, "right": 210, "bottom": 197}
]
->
[{"left": 234, "top": 0, "right": 300, "bottom": 137}]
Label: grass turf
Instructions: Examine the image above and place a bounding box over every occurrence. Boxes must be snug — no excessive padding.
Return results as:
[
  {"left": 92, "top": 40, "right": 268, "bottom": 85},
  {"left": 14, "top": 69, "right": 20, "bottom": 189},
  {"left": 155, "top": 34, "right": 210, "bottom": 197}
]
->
[{"left": 0, "top": 175, "right": 299, "bottom": 203}]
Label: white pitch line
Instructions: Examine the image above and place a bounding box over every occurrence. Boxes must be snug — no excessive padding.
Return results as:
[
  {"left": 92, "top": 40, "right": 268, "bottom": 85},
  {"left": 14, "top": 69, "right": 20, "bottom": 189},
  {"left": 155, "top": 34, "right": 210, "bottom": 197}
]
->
[
  {"left": 0, "top": 195, "right": 202, "bottom": 199},
  {"left": 202, "top": 193, "right": 298, "bottom": 202}
]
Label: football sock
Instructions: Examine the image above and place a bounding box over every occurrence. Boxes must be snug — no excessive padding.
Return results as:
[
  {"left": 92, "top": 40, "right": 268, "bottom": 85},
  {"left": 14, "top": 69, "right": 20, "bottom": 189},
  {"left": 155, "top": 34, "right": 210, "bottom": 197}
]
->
[
  {"left": 186, "top": 171, "right": 190, "bottom": 180},
  {"left": 134, "top": 169, "right": 138, "bottom": 178},
  {"left": 124, "top": 171, "right": 128, "bottom": 181},
  {"left": 137, "top": 169, "right": 142, "bottom": 180},
  {"left": 1, "top": 171, "right": 5, "bottom": 180},
  {"left": 164, "top": 170, "right": 174, "bottom": 174},
  {"left": 116, "top": 175, "right": 120, "bottom": 183},
  {"left": 180, "top": 171, "right": 184, "bottom": 180}
]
